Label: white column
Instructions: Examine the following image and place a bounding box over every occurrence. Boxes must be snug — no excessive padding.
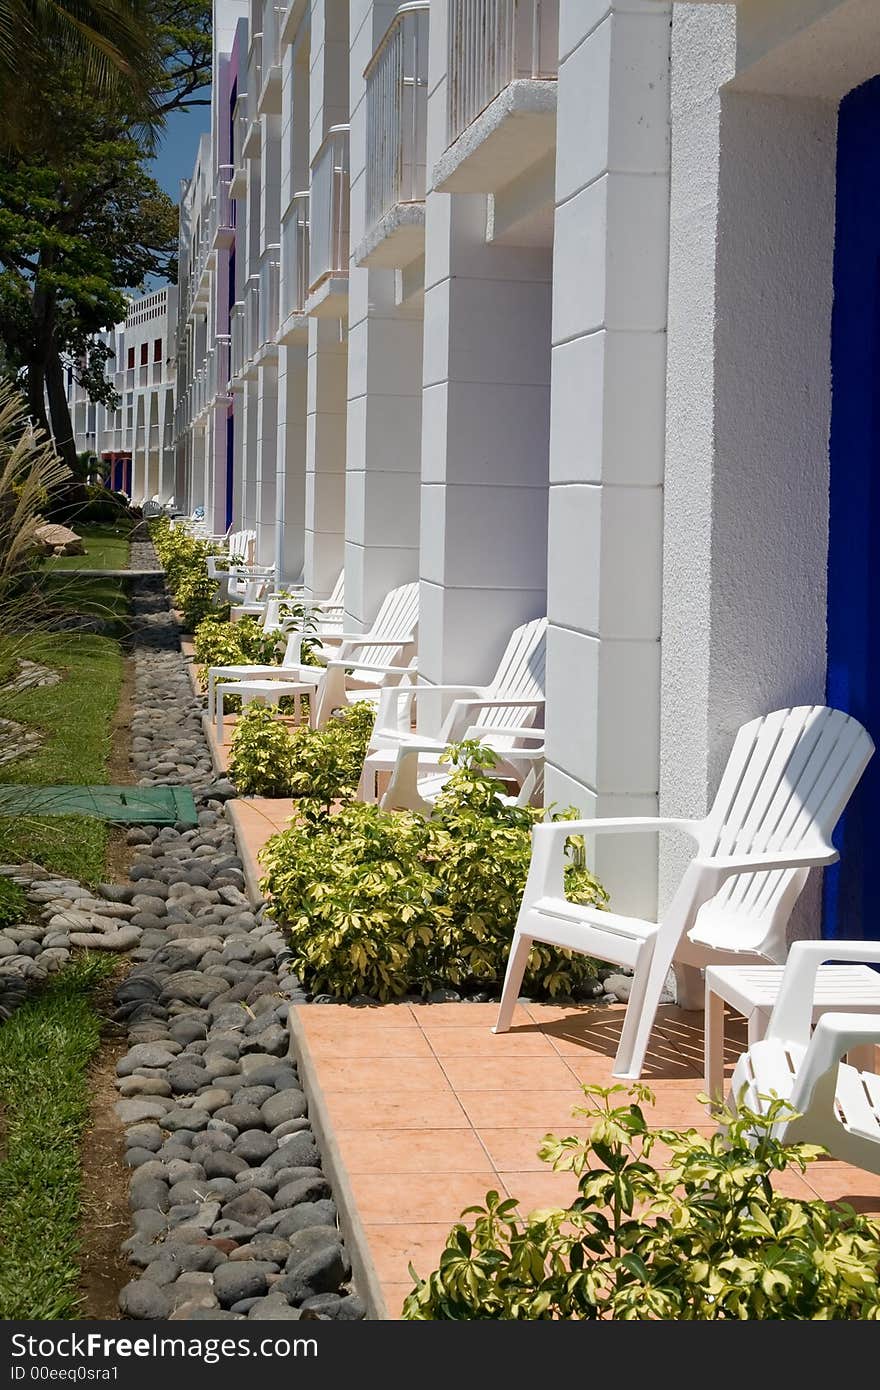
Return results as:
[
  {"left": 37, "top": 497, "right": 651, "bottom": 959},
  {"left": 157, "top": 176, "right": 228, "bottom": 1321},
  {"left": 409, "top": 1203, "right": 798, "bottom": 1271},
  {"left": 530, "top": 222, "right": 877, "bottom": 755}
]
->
[
  {"left": 276, "top": 342, "right": 308, "bottom": 582},
  {"left": 344, "top": 0, "right": 422, "bottom": 629},
  {"left": 543, "top": 1, "right": 671, "bottom": 918},
  {"left": 304, "top": 318, "right": 347, "bottom": 594},
  {"left": 419, "top": 0, "right": 550, "bottom": 686},
  {"left": 256, "top": 362, "right": 278, "bottom": 564}
]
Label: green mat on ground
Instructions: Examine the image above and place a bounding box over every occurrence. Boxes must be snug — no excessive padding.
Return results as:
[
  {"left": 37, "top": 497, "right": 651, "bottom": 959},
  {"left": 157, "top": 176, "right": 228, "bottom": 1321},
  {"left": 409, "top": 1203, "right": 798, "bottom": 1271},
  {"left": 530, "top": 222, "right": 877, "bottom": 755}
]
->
[{"left": 0, "top": 784, "right": 198, "bottom": 825}]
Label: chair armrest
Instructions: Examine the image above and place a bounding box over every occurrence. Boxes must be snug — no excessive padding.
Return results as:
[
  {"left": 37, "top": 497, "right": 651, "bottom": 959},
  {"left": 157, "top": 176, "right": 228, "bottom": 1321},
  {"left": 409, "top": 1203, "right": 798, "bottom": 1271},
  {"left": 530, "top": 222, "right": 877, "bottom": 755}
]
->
[
  {"left": 334, "top": 634, "right": 416, "bottom": 647},
  {"left": 768, "top": 940, "right": 880, "bottom": 1046},
  {"left": 464, "top": 725, "right": 544, "bottom": 742},
  {"left": 524, "top": 817, "right": 701, "bottom": 900},
  {"left": 321, "top": 661, "right": 415, "bottom": 676},
  {"left": 445, "top": 697, "right": 544, "bottom": 741},
  {"left": 790, "top": 1012, "right": 880, "bottom": 1120}
]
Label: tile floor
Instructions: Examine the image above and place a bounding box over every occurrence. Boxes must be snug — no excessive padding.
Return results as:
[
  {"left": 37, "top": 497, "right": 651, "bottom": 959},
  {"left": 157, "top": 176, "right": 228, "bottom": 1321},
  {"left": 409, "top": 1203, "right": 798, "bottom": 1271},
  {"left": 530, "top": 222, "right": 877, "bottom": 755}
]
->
[{"left": 296, "top": 1000, "right": 880, "bottom": 1319}]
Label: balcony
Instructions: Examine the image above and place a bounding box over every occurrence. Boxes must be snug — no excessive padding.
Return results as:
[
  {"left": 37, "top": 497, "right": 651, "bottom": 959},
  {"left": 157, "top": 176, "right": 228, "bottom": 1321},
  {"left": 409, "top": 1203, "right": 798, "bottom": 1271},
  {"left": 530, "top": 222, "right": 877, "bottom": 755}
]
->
[
  {"left": 279, "top": 192, "right": 309, "bottom": 343},
  {"left": 258, "top": 247, "right": 280, "bottom": 357},
  {"left": 259, "top": 4, "right": 285, "bottom": 115},
  {"left": 230, "top": 96, "right": 249, "bottom": 196},
  {"left": 230, "top": 302, "right": 246, "bottom": 382},
  {"left": 305, "top": 125, "right": 349, "bottom": 318},
  {"left": 212, "top": 167, "right": 235, "bottom": 250},
  {"left": 245, "top": 275, "right": 261, "bottom": 374},
  {"left": 243, "top": 33, "right": 263, "bottom": 156},
  {"left": 355, "top": 2, "right": 428, "bottom": 271},
  {"left": 433, "top": 0, "right": 558, "bottom": 196},
  {"left": 215, "top": 334, "right": 231, "bottom": 396}
]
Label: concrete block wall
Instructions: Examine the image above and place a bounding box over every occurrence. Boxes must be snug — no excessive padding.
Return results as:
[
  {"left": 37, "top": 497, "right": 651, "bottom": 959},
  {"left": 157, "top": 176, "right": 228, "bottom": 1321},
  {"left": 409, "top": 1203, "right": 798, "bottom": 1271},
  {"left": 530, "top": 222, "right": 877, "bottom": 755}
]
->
[{"left": 544, "top": 0, "right": 671, "bottom": 917}]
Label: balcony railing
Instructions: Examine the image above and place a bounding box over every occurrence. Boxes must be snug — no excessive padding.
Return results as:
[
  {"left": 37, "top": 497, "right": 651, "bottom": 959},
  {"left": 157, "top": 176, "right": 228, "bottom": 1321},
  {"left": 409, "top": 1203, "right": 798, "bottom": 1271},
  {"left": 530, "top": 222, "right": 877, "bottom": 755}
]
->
[
  {"left": 259, "top": 248, "right": 280, "bottom": 345},
  {"left": 262, "top": 2, "right": 286, "bottom": 70},
  {"left": 281, "top": 192, "right": 310, "bottom": 318},
  {"left": 213, "top": 165, "right": 235, "bottom": 246},
  {"left": 447, "top": 0, "right": 558, "bottom": 146},
  {"left": 246, "top": 276, "right": 260, "bottom": 359},
  {"left": 365, "top": 3, "right": 428, "bottom": 235},
  {"left": 214, "top": 334, "right": 230, "bottom": 394},
  {"left": 308, "top": 125, "right": 350, "bottom": 292},
  {"left": 230, "top": 302, "right": 246, "bottom": 377},
  {"left": 233, "top": 95, "right": 249, "bottom": 172}
]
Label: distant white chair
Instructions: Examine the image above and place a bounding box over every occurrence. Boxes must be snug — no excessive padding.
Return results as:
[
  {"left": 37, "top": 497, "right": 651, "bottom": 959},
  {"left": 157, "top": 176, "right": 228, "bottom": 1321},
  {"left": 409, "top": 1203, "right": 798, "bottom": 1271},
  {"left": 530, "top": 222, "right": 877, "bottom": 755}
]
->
[
  {"left": 231, "top": 569, "right": 345, "bottom": 623},
  {"left": 285, "top": 582, "right": 420, "bottom": 729},
  {"left": 357, "top": 616, "right": 547, "bottom": 803},
  {"left": 381, "top": 725, "right": 545, "bottom": 815},
  {"left": 494, "top": 705, "right": 874, "bottom": 1080},
  {"left": 728, "top": 940, "right": 880, "bottom": 1174}
]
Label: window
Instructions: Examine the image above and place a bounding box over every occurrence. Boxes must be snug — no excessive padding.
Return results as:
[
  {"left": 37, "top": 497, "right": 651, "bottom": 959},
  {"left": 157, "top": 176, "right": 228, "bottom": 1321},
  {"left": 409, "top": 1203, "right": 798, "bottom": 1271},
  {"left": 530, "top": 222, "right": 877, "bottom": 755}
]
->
[
  {"left": 140, "top": 343, "right": 148, "bottom": 365},
  {"left": 154, "top": 338, "right": 162, "bottom": 361},
  {"left": 127, "top": 347, "right": 135, "bottom": 369}
]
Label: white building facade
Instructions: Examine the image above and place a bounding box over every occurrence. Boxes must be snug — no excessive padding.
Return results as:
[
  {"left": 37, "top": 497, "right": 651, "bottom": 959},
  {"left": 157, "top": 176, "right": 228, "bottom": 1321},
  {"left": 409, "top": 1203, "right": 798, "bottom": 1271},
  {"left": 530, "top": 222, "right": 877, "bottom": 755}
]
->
[
  {"left": 173, "top": 0, "right": 880, "bottom": 943},
  {"left": 66, "top": 286, "right": 178, "bottom": 502}
]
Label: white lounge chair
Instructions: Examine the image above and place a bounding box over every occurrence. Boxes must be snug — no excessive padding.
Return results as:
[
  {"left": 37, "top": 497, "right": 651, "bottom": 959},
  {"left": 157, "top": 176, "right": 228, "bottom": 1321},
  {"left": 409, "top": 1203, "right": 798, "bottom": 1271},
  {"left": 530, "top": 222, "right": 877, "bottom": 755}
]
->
[
  {"left": 729, "top": 940, "right": 880, "bottom": 1174},
  {"left": 494, "top": 706, "right": 874, "bottom": 1079},
  {"left": 381, "top": 725, "right": 545, "bottom": 815},
  {"left": 357, "top": 616, "right": 547, "bottom": 802},
  {"left": 230, "top": 569, "right": 345, "bottom": 623},
  {"left": 286, "top": 582, "right": 420, "bottom": 730}
]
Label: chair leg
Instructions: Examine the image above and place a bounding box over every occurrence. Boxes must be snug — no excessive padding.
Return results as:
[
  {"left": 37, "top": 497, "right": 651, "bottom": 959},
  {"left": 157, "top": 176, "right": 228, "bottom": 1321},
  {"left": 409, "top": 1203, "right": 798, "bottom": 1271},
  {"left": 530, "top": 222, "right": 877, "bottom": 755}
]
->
[
  {"left": 492, "top": 929, "right": 533, "bottom": 1034},
  {"left": 613, "top": 934, "right": 677, "bottom": 1080}
]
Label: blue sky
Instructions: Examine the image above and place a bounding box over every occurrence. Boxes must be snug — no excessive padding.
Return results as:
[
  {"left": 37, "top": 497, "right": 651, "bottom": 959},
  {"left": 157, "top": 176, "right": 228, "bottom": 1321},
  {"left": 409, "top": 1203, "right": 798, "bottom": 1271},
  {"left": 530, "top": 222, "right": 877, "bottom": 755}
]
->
[{"left": 150, "top": 102, "right": 212, "bottom": 201}]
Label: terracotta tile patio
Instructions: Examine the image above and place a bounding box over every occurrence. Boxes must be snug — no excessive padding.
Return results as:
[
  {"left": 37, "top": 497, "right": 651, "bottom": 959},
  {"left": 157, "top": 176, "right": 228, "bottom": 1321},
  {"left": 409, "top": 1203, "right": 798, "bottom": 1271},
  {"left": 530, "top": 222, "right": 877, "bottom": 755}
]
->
[{"left": 292, "top": 999, "right": 880, "bottom": 1320}]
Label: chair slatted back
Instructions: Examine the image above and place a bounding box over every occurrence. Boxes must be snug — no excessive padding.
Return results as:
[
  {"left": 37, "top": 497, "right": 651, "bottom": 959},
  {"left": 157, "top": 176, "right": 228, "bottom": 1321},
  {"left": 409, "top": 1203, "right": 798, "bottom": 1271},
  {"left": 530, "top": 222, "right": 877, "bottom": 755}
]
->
[
  {"left": 693, "top": 706, "right": 873, "bottom": 950},
  {"left": 442, "top": 617, "right": 547, "bottom": 739},
  {"left": 346, "top": 582, "right": 419, "bottom": 681}
]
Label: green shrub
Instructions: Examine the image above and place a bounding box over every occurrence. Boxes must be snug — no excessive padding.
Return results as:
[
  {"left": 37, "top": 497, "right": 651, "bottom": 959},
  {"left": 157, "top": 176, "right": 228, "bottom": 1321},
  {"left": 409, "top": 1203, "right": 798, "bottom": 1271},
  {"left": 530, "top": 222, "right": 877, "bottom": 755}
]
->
[
  {"left": 149, "top": 518, "right": 225, "bottom": 628},
  {"left": 403, "top": 1083, "right": 880, "bottom": 1321},
  {"left": 229, "top": 700, "right": 375, "bottom": 805},
  {"left": 0, "top": 876, "right": 26, "bottom": 930},
  {"left": 260, "top": 741, "right": 607, "bottom": 1001},
  {"left": 228, "top": 704, "right": 298, "bottom": 799},
  {"left": 193, "top": 614, "right": 281, "bottom": 686}
]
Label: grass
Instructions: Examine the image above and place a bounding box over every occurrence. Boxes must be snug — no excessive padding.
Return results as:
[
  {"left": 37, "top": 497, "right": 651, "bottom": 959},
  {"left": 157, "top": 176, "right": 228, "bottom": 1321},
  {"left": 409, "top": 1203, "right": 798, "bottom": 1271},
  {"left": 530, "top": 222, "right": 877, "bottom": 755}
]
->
[
  {"left": 42, "top": 522, "right": 131, "bottom": 572},
  {"left": 0, "top": 631, "right": 123, "bottom": 881},
  {"left": 0, "top": 954, "right": 115, "bottom": 1319}
]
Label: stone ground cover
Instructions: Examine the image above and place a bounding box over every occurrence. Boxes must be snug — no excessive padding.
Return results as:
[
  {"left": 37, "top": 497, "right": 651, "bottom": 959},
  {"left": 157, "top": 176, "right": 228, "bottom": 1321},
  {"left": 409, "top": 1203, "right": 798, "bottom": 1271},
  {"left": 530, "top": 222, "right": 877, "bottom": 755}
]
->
[{"left": 0, "top": 535, "right": 364, "bottom": 1321}]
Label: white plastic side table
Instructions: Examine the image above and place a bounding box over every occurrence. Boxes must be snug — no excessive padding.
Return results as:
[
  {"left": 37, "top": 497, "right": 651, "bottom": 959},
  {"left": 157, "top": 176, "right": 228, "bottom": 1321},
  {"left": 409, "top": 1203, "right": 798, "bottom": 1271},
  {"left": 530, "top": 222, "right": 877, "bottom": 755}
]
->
[{"left": 704, "top": 962, "right": 880, "bottom": 1099}]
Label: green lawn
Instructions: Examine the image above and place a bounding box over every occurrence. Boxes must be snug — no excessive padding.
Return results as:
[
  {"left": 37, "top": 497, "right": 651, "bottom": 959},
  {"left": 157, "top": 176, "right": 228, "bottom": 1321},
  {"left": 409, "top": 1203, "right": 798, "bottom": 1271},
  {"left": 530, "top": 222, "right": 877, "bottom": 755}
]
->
[
  {"left": 0, "top": 631, "right": 123, "bottom": 881},
  {"left": 42, "top": 522, "right": 131, "bottom": 571},
  {"left": 0, "top": 955, "right": 115, "bottom": 1319}
]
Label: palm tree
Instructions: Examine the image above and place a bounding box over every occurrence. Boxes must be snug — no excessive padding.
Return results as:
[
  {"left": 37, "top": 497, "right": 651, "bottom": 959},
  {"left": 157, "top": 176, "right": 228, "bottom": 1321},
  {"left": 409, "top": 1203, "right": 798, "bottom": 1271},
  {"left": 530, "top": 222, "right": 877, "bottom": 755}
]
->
[{"left": 0, "top": 0, "right": 153, "bottom": 146}]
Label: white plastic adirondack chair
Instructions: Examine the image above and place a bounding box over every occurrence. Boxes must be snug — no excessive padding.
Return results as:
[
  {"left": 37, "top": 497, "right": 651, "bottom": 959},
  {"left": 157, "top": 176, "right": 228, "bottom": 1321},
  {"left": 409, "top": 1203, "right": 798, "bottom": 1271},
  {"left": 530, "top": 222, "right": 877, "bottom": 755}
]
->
[
  {"left": 381, "top": 725, "right": 545, "bottom": 815},
  {"left": 357, "top": 617, "right": 547, "bottom": 802},
  {"left": 494, "top": 706, "right": 874, "bottom": 1079},
  {"left": 231, "top": 569, "right": 345, "bottom": 623},
  {"left": 304, "top": 582, "right": 420, "bottom": 729},
  {"left": 729, "top": 940, "right": 880, "bottom": 1174}
]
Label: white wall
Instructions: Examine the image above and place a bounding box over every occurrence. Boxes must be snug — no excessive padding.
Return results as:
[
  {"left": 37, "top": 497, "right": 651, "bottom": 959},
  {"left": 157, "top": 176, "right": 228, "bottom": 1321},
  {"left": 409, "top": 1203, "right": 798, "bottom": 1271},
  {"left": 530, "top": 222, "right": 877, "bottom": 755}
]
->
[{"left": 660, "top": 3, "right": 838, "bottom": 935}]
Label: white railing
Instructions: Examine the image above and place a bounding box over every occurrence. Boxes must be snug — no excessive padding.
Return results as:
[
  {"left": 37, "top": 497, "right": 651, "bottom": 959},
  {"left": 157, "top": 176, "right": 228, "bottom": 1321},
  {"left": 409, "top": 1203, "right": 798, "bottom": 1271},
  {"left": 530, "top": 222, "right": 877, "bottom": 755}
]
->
[
  {"left": 216, "top": 333, "right": 231, "bottom": 392},
  {"left": 308, "top": 125, "right": 349, "bottom": 292},
  {"left": 259, "top": 248, "right": 280, "bottom": 344},
  {"left": 281, "top": 192, "right": 310, "bottom": 318},
  {"left": 262, "top": 3, "right": 286, "bottom": 70},
  {"left": 230, "top": 302, "right": 246, "bottom": 377},
  {"left": 233, "top": 95, "right": 249, "bottom": 170},
  {"left": 365, "top": 3, "right": 429, "bottom": 233},
  {"left": 246, "top": 276, "right": 260, "bottom": 359},
  {"left": 447, "top": 0, "right": 558, "bottom": 145},
  {"left": 214, "top": 165, "right": 235, "bottom": 243}
]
